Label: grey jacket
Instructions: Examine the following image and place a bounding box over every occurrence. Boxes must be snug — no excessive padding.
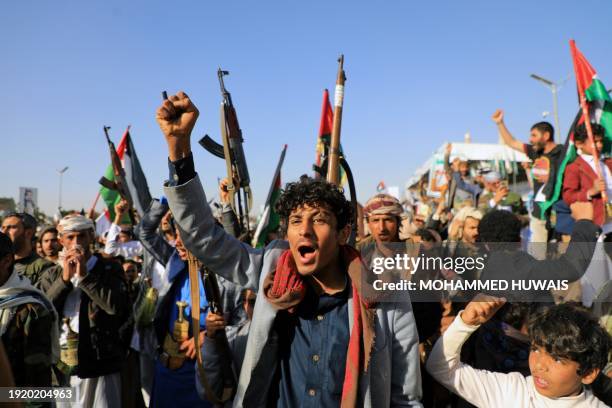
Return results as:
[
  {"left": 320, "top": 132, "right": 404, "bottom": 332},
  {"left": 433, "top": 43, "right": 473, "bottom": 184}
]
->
[
  {"left": 136, "top": 199, "right": 245, "bottom": 355},
  {"left": 165, "top": 176, "right": 423, "bottom": 407}
]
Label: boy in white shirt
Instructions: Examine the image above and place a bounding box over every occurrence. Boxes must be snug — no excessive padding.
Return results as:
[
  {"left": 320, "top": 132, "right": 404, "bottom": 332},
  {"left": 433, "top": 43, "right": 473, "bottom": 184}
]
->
[{"left": 427, "top": 294, "right": 610, "bottom": 407}]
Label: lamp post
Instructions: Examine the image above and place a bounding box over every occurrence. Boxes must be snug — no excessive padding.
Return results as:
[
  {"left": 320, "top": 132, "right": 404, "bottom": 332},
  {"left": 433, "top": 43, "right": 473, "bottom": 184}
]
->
[
  {"left": 530, "top": 74, "right": 569, "bottom": 138},
  {"left": 57, "top": 166, "right": 69, "bottom": 211}
]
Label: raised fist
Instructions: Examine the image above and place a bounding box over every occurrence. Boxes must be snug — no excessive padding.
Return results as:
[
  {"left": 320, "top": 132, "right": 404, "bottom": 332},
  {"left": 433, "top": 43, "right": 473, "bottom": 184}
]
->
[
  {"left": 461, "top": 293, "right": 506, "bottom": 326},
  {"left": 491, "top": 109, "right": 504, "bottom": 124},
  {"left": 156, "top": 91, "right": 199, "bottom": 161}
]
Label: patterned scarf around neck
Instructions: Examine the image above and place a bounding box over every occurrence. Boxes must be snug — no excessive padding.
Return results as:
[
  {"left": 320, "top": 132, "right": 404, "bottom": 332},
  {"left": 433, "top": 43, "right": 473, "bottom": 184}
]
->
[{"left": 263, "top": 245, "right": 376, "bottom": 408}]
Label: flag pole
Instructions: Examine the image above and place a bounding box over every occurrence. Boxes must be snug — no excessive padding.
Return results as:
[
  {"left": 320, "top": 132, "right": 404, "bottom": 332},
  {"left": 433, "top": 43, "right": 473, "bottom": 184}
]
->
[
  {"left": 570, "top": 40, "right": 609, "bottom": 208},
  {"left": 87, "top": 191, "right": 101, "bottom": 220}
]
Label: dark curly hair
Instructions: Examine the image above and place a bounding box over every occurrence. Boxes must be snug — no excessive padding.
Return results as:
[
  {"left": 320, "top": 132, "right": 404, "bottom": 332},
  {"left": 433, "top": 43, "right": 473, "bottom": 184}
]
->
[
  {"left": 275, "top": 175, "right": 353, "bottom": 233},
  {"left": 529, "top": 303, "right": 611, "bottom": 376},
  {"left": 478, "top": 210, "right": 522, "bottom": 243},
  {"left": 574, "top": 122, "right": 605, "bottom": 143}
]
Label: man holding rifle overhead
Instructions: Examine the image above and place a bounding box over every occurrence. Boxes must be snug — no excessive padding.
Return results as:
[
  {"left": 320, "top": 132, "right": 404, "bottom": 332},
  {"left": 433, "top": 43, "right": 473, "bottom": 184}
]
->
[{"left": 156, "top": 89, "right": 422, "bottom": 407}]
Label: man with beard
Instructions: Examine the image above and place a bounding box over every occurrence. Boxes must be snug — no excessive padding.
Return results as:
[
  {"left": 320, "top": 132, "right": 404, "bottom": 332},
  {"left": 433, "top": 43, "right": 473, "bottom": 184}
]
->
[
  {"left": 492, "top": 110, "right": 563, "bottom": 247},
  {"left": 38, "top": 215, "right": 128, "bottom": 407},
  {"left": 39, "top": 226, "right": 61, "bottom": 264},
  {"left": 156, "top": 91, "right": 422, "bottom": 407},
  {"left": 356, "top": 193, "right": 405, "bottom": 249},
  {"left": 1, "top": 212, "right": 54, "bottom": 285},
  {"left": 358, "top": 194, "right": 442, "bottom": 337},
  {"left": 477, "top": 171, "right": 526, "bottom": 218}
]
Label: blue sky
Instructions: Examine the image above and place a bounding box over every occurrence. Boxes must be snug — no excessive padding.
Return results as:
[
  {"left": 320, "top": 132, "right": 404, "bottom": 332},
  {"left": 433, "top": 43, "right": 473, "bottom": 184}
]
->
[{"left": 2, "top": 1, "right": 612, "bottom": 215}]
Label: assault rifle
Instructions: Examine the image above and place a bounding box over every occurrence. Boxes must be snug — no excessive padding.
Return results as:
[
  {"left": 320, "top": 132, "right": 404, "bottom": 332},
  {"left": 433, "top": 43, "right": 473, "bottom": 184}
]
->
[{"left": 199, "top": 69, "right": 253, "bottom": 236}]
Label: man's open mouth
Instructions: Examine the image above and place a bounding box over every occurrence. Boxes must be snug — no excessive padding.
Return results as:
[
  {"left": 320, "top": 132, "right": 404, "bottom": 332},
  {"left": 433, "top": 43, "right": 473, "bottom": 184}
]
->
[{"left": 297, "top": 243, "right": 317, "bottom": 264}]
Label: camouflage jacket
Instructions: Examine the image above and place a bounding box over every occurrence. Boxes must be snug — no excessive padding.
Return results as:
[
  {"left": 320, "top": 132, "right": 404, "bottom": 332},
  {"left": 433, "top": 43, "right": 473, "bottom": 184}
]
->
[
  {"left": 1, "top": 301, "right": 54, "bottom": 387},
  {"left": 14, "top": 252, "right": 55, "bottom": 286}
]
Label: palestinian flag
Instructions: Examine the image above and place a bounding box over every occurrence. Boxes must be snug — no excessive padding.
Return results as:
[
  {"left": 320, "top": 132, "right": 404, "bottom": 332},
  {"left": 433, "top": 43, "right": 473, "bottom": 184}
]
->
[
  {"left": 539, "top": 41, "right": 612, "bottom": 214},
  {"left": 252, "top": 145, "right": 287, "bottom": 248},
  {"left": 99, "top": 128, "right": 129, "bottom": 222},
  {"left": 99, "top": 127, "right": 152, "bottom": 222},
  {"left": 570, "top": 40, "right": 612, "bottom": 155},
  {"left": 313, "top": 89, "right": 348, "bottom": 185}
]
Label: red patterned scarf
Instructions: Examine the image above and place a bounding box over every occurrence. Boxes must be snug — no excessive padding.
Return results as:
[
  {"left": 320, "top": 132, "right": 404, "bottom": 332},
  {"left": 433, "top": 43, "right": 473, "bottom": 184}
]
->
[{"left": 263, "top": 245, "right": 376, "bottom": 408}]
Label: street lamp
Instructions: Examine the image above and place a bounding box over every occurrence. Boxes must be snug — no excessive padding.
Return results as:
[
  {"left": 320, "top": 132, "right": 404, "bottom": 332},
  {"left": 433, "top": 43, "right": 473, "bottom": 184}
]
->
[
  {"left": 530, "top": 74, "right": 570, "bottom": 137},
  {"left": 57, "top": 166, "right": 69, "bottom": 211}
]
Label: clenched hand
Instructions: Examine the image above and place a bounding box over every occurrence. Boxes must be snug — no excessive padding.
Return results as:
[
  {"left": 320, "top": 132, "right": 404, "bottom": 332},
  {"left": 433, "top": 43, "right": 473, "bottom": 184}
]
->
[{"left": 156, "top": 91, "right": 199, "bottom": 161}]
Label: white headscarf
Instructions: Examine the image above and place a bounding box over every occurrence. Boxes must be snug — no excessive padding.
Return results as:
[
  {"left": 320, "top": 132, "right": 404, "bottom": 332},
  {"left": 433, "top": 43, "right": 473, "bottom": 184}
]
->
[{"left": 58, "top": 215, "right": 94, "bottom": 235}]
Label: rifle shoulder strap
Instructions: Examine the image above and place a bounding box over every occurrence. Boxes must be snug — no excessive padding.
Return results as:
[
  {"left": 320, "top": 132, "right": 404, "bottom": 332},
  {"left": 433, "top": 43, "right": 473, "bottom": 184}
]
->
[{"left": 188, "top": 252, "right": 234, "bottom": 405}]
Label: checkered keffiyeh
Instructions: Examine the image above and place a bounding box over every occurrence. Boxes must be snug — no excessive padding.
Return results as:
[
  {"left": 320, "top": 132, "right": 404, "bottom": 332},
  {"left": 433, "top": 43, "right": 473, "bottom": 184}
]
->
[{"left": 363, "top": 194, "right": 403, "bottom": 218}]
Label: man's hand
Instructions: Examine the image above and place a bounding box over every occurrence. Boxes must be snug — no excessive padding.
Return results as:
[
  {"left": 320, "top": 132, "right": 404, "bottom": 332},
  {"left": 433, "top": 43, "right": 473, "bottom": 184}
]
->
[
  {"left": 61, "top": 254, "right": 75, "bottom": 283},
  {"left": 156, "top": 91, "right": 199, "bottom": 161},
  {"left": 114, "top": 199, "right": 128, "bottom": 224},
  {"left": 588, "top": 179, "right": 606, "bottom": 198},
  {"left": 179, "top": 331, "right": 206, "bottom": 360},
  {"left": 492, "top": 109, "right": 504, "bottom": 124},
  {"left": 571, "top": 201, "right": 594, "bottom": 221},
  {"left": 205, "top": 312, "right": 226, "bottom": 338},
  {"left": 493, "top": 186, "right": 509, "bottom": 204},
  {"left": 62, "top": 246, "right": 87, "bottom": 282},
  {"left": 161, "top": 210, "right": 173, "bottom": 233},
  {"left": 219, "top": 178, "right": 231, "bottom": 204},
  {"left": 461, "top": 294, "right": 506, "bottom": 326}
]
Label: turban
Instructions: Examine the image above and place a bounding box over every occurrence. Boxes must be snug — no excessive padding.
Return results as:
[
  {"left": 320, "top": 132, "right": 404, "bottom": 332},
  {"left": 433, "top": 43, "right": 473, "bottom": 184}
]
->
[
  {"left": 58, "top": 215, "right": 94, "bottom": 235},
  {"left": 363, "top": 194, "right": 403, "bottom": 218},
  {"left": 454, "top": 206, "right": 483, "bottom": 222}
]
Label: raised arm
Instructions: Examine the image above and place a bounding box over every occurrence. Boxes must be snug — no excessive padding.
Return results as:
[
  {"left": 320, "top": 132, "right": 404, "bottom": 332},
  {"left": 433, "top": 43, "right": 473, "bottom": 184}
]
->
[
  {"left": 157, "top": 91, "right": 265, "bottom": 290},
  {"left": 104, "top": 199, "right": 144, "bottom": 258},
  {"left": 492, "top": 109, "right": 525, "bottom": 152},
  {"left": 136, "top": 199, "right": 174, "bottom": 265},
  {"left": 427, "top": 295, "right": 512, "bottom": 407}
]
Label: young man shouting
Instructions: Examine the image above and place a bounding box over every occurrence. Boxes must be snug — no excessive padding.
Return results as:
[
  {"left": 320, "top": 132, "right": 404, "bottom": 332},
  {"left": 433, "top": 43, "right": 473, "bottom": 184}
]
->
[{"left": 157, "top": 91, "right": 422, "bottom": 407}]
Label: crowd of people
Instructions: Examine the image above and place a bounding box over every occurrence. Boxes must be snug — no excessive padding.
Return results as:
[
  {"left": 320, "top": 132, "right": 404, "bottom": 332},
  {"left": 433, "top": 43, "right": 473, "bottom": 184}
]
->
[{"left": 0, "top": 92, "right": 610, "bottom": 407}]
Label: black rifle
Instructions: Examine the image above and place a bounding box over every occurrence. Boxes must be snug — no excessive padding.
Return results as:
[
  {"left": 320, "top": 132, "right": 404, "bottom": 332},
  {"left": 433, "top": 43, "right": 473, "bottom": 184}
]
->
[{"left": 199, "top": 69, "right": 253, "bottom": 236}]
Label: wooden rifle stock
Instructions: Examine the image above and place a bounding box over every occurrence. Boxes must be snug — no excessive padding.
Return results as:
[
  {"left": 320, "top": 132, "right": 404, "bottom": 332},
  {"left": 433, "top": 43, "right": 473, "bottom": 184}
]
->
[
  {"left": 327, "top": 55, "right": 346, "bottom": 186},
  {"left": 187, "top": 253, "right": 236, "bottom": 405}
]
